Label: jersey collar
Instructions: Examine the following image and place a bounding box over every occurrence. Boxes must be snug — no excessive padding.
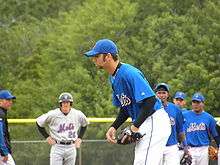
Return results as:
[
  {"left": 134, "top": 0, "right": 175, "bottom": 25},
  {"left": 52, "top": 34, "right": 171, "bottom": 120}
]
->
[{"left": 112, "top": 62, "right": 122, "bottom": 76}]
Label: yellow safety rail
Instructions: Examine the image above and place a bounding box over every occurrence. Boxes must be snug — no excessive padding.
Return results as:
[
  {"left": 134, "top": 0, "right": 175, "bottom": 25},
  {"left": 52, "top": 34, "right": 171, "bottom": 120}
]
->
[
  {"left": 8, "top": 118, "right": 132, "bottom": 124},
  {"left": 7, "top": 117, "right": 220, "bottom": 124}
]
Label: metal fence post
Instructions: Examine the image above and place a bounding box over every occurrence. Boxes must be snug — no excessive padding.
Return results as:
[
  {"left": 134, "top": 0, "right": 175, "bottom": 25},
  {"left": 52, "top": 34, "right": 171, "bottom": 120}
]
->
[{"left": 78, "top": 147, "right": 82, "bottom": 165}]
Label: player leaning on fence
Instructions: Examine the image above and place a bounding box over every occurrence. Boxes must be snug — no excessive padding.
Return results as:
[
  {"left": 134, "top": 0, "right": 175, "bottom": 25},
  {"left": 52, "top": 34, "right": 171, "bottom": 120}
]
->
[
  {"left": 0, "top": 90, "right": 16, "bottom": 165},
  {"left": 84, "top": 39, "right": 171, "bottom": 165},
  {"left": 36, "top": 92, "right": 88, "bottom": 165}
]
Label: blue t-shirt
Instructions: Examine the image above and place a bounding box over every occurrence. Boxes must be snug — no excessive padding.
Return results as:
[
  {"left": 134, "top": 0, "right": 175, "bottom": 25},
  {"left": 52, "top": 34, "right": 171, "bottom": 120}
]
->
[
  {"left": 183, "top": 110, "right": 218, "bottom": 147},
  {"left": 110, "top": 63, "right": 163, "bottom": 122},
  {"left": 0, "top": 120, "right": 8, "bottom": 155},
  {"left": 164, "top": 102, "right": 184, "bottom": 146}
]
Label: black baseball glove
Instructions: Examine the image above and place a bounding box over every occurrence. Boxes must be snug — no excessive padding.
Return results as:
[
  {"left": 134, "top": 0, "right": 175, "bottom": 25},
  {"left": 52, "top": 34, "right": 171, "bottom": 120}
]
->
[
  {"left": 180, "top": 152, "right": 192, "bottom": 165},
  {"left": 117, "top": 126, "right": 145, "bottom": 145}
]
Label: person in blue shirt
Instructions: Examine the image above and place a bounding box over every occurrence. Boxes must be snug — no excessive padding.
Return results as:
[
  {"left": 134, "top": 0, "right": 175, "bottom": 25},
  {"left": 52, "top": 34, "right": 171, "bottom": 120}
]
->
[
  {"left": 84, "top": 39, "right": 171, "bottom": 165},
  {"left": 173, "top": 91, "right": 188, "bottom": 113},
  {"left": 183, "top": 92, "right": 220, "bottom": 165},
  {"left": 0, "top": 90, "right": 16, "bottom": 165},
  {"left": 155, "top": 83, "right": 187, "bottom": 165}
]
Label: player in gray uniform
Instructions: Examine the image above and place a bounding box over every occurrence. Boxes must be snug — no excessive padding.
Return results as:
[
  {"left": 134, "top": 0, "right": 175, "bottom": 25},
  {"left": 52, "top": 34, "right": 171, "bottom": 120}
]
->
[{"left": 36, "top": 92, "right": 88, "bottom": 165}]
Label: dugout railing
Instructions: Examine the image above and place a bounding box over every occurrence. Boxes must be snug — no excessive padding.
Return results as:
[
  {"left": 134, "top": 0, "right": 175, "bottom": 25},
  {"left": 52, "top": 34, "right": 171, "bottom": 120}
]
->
[{"left": 8, "top": 118, "right": 219, "bottom": 165}]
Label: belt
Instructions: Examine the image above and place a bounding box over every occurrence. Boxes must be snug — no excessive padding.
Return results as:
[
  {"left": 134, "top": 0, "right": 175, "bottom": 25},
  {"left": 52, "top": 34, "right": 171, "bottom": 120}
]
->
[{"left": 56, "top": 141, "right": 75, "bottom": 145}]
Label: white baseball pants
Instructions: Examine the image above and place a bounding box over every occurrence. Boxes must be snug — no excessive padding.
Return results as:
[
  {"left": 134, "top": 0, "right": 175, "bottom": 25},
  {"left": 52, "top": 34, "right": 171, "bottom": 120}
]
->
[
  {"left": 50, "top": 144, "right": 76, "bottom": 165},
  {"left": 133, "top": 109, "right": 171, "bottom": 165},
  {"left": 188, "top": 146, "right": 209, "bottom": 165},
  {"left": 162, "top": 144, "right": 180, "bottom": 165}
]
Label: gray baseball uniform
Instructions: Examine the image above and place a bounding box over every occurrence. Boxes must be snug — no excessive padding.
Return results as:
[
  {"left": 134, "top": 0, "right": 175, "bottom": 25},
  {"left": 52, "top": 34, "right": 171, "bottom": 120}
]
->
[{"left": 36, "top": 108, "right": 88, "bottom": 165}]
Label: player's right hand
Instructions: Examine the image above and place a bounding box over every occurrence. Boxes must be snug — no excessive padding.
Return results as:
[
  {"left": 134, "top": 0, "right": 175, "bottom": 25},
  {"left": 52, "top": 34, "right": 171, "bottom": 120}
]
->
[
  {"left": 106, "top": 127, "right": 117, "bottom": 144},
  {"left": 46, "top": 136, "right": 56, "bottom": 145}
]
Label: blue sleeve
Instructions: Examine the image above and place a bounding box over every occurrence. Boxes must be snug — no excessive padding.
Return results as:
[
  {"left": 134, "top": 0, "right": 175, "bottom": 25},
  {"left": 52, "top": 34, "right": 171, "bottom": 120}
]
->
[
  {"left": 0, "top": 119, "right": 8, "bottom": 156},
  {"left": 112, "top": 93, "right": 121, "bottom": 107},
  {"left": 176, "top": 107, "right": 184, "bottom": 134},
  {"left": 209, "top": 116, "right": 218, "bottom": 138},
  {"left": 128, "top": 71, "right": 155, "bottom": 103}
]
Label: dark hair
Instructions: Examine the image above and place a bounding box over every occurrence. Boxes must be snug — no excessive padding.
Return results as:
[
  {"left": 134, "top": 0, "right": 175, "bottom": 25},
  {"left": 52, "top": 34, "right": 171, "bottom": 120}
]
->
[
  {"left": 112, "top": 54, "right": 119, "bottom": 61},
  {"left": 102, "top": 53, "right": 119, "bottom": 62}
]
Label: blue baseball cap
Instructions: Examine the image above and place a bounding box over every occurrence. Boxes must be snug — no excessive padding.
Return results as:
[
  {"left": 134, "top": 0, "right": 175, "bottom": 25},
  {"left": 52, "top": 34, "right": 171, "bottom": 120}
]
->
[
  {"left": 84, "top": 39, "right": 118, "bottom": 57},
  {"left": 155, "top": 83, "right": 169, "bottom": 92},
  {"left": 192, "top": 92, "right": 205, "bottom": 102},
  {"left": 0, "top": 90, "right": 16, "bottom": 99},
  {"left": 174, "top": 91, "right": 186, "bottom": 100}
]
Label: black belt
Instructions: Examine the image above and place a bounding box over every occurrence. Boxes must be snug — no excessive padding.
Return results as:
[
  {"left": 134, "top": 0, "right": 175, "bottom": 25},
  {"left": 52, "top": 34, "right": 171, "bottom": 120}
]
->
[{"left": 56, "top": 141, "right": 75, "bottom": 145}]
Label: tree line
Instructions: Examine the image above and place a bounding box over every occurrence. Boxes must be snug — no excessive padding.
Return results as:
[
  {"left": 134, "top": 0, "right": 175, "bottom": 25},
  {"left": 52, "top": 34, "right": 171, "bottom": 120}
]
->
[{"left": 0, "top": 0, "right": 219, "bottom": 119}]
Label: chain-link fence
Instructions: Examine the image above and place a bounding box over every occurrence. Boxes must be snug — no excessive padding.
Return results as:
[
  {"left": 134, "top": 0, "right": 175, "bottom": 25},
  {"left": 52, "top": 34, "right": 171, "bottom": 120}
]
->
[
  {"left": 8, "top": 120, "right": 219, "bottom": 165},
  {"left": 11, "top": 140, "right": 218, "bottom": 165},
  {"left": 12, "top": 140, "right": 134, "bottom": 165}
]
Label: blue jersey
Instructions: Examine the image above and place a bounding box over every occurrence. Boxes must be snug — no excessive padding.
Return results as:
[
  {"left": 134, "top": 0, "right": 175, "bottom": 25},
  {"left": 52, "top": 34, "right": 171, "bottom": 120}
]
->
[
  {"left": 110, "top": 63, "right": 163, "bottom": 122},
  {"left": 164, "top": 102, "right": 184, "bottom": 146},
  {"left": 183, "top": 110, "right": 218, "bottom": 147},
  {"left": 0, "top": 108, "right": 11, "bottom": 156}
]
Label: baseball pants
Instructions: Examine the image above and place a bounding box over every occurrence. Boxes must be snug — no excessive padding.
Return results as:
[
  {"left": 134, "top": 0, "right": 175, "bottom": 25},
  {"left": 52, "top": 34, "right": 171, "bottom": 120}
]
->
[
  {"left": 50, "top": 144, "right": 76, "bottom": 165},
  {"left": 188, "top": 146, "right": 209, "bottom": 165},
  {"left": 133, "top": 108, "right": 171, "bottom": 165},
  {"left": 162, "top": 144, "right": 180, "bottom": 165},
  {"left": 0, "top": 154, "right": 15, "bottom": 165}
]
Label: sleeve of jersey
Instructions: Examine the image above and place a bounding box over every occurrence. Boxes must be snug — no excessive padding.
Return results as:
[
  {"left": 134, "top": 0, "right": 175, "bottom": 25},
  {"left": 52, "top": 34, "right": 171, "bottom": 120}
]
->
[
  {"left": 209, "top": 116, "right": 219, "bottom": 137},
  {"left": 176, "top": 107, "right": 185, "bottom": 134},
  {"left": 36, "top": 113, "right": 50, "bottom": 127},
  {"left": 128, "top": 70, "right": 155, "bottom": 103},
  {"left": 0, "top": 119, "right": 9, "bottom": 156},
  {"left": 112, "top": 93, "right": 121, "bottom": 107},
  {"left": 79, "top": 112, "right": 89, "bottom": 127}
]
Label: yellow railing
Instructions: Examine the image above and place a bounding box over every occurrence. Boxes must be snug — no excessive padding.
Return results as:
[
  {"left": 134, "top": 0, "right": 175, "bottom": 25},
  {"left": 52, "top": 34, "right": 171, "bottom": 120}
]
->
[
  {"left": 8, "top": 118, "right": 131, "bottom": 124},
  {"left": 7, "top": 117, "right": 220, "bottom": 124}
]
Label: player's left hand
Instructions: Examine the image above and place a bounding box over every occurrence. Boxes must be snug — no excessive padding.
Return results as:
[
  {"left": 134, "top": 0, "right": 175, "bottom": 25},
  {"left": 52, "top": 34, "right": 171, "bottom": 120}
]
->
[
  {"left": 46, "top": 136, "right": 56, "bottom": 145},
  {"left": 75, "top": 138, "right": 82, "bottom": 148}
]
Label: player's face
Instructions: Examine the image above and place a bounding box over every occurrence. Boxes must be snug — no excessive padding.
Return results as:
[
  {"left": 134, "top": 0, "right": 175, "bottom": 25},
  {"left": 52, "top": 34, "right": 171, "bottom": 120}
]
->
[
  {"left": 0, "top": 99, "right": 13, "bottom": 110},
  {"left": 192, "top": 100, "right": 204, "bottom": 112},
  {"left": 91, "top": 54, "right": 107, "bottom": 69},
  {"left": 156, "top": 91, "right": 169, "bottom": 103},
  {"left": 60, "top": 101, "right": 71, "bottom": 113},
  {"left": 173, "top": 98, "right": 186, "bottom": 107}
]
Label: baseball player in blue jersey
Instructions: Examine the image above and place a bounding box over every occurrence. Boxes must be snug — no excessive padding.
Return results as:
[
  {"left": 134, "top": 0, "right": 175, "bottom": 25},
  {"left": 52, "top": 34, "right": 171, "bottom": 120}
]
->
[
  {"left": 216, "top": 121, "right": 220, "bottom": 164},
  {"left": 155, "top": 83, "right": 188, "bottom": 165},
  {"left": 183, "top": 92, "right": 220, "bottom": 165},
  {"left": 173, "top": 91, "right": 188, "bottom": 113},
  {"left": 0, "top": 90, "right": 16, "bottom": 165},
  {"left": 84, "top": 39, "right": 171, "bottom": 165}
]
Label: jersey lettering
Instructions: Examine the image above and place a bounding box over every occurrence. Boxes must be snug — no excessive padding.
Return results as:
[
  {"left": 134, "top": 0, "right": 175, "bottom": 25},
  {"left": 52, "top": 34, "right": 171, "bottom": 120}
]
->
[
  {"left": 187, "top": 122, "right": 206, "bottom": 132},
  {"left": 169, "top": 117, "right": 175, "bottom": 126},
  {"left": 58, "top": 123, "right": 74, "bottom": 133},
  {"left": 116, "top": 93, "right": 131, "bottom": 107}
]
